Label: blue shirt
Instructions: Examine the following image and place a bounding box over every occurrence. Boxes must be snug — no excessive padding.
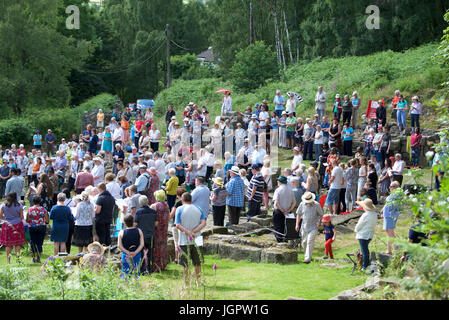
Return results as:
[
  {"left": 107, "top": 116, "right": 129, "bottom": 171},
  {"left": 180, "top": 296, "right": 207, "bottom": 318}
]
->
[
  {"left": 226, "top": 175, "right": 245, "bottom": 208},
  {"left": 383, "top": 192, "right": 401, "bottom": 219},
  {"left": 274, "top": 95, "right": 285, "bottom": 111},
  {"left": 343, "top": 127, "right": 354, "bottom": 141},
  {"left": 191, "top": 185, "right": 211, "bottom": 217},
  {"left": 352, "top": 98, "right": 360, "bottom": 109},
  {"left": 135, "top": 172, "right": 150, "bottom": 193},
  {"left": 33, "top": 134, "right": 42, "bottom": 146},
  {"left": 175, "top": 204, "right": 207, "bottom": 246},
  {"left": 321, "top": 122, "right": 330, "bottom": 138}
]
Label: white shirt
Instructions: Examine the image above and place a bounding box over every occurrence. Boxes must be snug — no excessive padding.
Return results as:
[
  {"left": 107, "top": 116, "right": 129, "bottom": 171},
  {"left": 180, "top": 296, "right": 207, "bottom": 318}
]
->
[
  {"left": 291, "top": 155, "right": 303, "bottom": 171},
  {"left": 259, "top": 111, "right": 269, "bottom": 122},
  {"left": 392, "top": 160, "right": 405, "bottom": 175},
  {"left": 286, "top": 98, "right": 296, "bottom": 114},
  {"left": 106, "top": 181, "right": 121, "bottom": 200},
  {"left": 314, "top": 130, "right": 324, "bottom": 144},
  {"left": 91, "top": 164, "right": 104, "bottom": 186},
  {"left": 221, "top": 96, "right": 232, "bottom": 115},
  {"left": 273, "top": 184, "right": 295, "bottom": 211},
  {"left": 197, "top": 157, "right": 208, "bottom": 177},
  {"left": 355, "top": 211, "right": 378, "bottom": 240},
  {"left": 330, "top": 166, "right": 344, "bottom": 189},
  {"left": 155, "top": 159, "right": 166, "bottom": 181},
  {"left": 112, "top": 127, "right": 124, "bottom": 142},
  {"left": 59, "top": 143, "right": 68, "bottom": 153},
  {"left": 149, "top": 130, "right": 160, "bottom": 143}
]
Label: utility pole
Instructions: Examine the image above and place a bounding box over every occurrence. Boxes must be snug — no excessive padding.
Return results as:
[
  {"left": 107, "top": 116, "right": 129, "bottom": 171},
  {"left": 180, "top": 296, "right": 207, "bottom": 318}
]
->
[{"left": 166, "top": 24, "right": 170, "bottom": 89}]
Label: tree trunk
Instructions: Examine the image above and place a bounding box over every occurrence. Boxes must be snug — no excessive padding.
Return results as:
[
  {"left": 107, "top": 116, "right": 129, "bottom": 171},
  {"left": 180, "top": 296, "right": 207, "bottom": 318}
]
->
[
  {"left": 272, "top": 2, "right": 282, "bottom": 66},
  {"left": 283, "top": 8, "right": 293, "bottom": 63},
  {"left": 250, "top": 2, "right": 255, "bottom": 44}
]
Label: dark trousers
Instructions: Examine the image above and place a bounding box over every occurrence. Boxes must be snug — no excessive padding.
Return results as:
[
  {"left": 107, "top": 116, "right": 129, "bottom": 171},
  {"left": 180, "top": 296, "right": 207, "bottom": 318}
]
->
[
  {"left": 205, "top": 166, "right": 214, "bottom": 181},
  {"left": 380, "top": 146, "right": 389, "bottom": 167},
  {"left": 411, "top": 146, "right": 420, "bottom": 166},
  {"left": 358, "top": 239, "right": 372, "bottom": 269},
  {"left": 273, "top": 209, "right": 286, "bottom": 242},
  {"left": 134, "top": 135, "right": 140, "bottom": 150},
  {"left": 212, "top": 205, "right": 226, "bottom": 226},
  {"left": 0, "top": 181, "right": 6, "bottom": 199},
  {"left": 68, "top": 176, "right": 76, "bottom": 193},
  {"left": 343, "top": 140, "right": 353, "bottom": 156},
  {"left": 304, "top": 141, "right": 314, "bottom": 161},
  {"left": 343, "top": 111, "right": 352, "bottom": 125},
  {"left": 228, "top": 206, "right": 241, "bottom": 225},
  {"left": 65, "top": 219, "right": 75, "bottom": 254},
  {"left": 336, "top": 188, "right": 346, "bottom": 215},
  {"left": 410, "top": 114, "right": 420, "bottom": 128},
  {"left": 150, "top": 142, "right": 159, "bottom": 152},
  {"left": 29, "top": 225, "right": 47, "bottom": 254},
  {"left": 167, "top": 194, "right": 176, "bottom": 212},
  {"left": 246, "top": 200, "right": 261, "bottom": 221},
  {"left": 95, "top": 221, "right": 111, "bottom": 246},
  {"left": 141, "top": 237, "right": 154, "bottom": 274}
]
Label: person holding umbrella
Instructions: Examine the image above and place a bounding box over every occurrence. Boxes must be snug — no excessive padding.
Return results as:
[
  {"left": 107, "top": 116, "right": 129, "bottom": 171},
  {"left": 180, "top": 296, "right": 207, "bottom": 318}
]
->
[{"left": 218, "top": 89, "right": 232, "bottom": 115}]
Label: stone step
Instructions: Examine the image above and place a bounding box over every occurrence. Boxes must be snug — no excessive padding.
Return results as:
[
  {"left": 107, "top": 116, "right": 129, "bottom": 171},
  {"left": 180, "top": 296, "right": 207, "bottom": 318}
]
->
[{"left": 203, "top": 240, "right": 297, "bottom": 264}]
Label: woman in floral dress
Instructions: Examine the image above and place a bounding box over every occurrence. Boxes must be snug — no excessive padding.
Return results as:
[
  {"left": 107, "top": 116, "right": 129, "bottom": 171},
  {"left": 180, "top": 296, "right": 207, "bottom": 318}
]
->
[{"left": 150, "top": 190, "right": 169, "bottom": 272}]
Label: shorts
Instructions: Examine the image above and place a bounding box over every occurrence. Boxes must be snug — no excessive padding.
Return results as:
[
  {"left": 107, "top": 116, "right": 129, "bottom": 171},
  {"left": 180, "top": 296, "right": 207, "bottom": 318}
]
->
[
  {"left": 287, "top": 131, "right": 295, "bottom": 139},
  {"left": 179, "top": 245, "right": 202, "bottom": 267},
  {"left": 325, "top": 188, "right": 340, "bottom": 205},
  {"left": 383, "top": 217, "right": 397, "bottom": 230}
]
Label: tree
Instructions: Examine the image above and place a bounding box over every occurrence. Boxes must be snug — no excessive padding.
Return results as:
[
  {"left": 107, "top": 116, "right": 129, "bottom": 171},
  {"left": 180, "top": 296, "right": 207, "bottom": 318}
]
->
[
  {"left": 230, "top": 41, "right": 278, "bottom": 92},
  {"left": 0, "top": 0, "right": 91, "bottom": 115}
]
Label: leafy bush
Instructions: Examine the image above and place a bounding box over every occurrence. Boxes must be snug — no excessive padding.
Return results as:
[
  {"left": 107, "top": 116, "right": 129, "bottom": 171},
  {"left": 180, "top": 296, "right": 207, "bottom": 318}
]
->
[
  {"left": 0, "top": 93, "right": 117, "bottom": 147},
  {"left": 0, "top": 260, "right": 169, "bottom": 300},
  {"left": 231, "top": 41, "right": 279, "bottom": 92}
]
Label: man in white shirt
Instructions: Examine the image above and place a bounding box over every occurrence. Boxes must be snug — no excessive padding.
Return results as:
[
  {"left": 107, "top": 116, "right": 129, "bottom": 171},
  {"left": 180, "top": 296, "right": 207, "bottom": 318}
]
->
[
  {"left": 272, "top": 176, "right": 296, "bottom": 242},
  {"left": 105, "top": 173, "right": 121, "bottom": 200},
  {"left": 315, "top": 86, "right": 327, "bottom": 121},
  {"left": 391, "top": 153, "right": 405, "bottom": 186},
  {"left": 251, "top": 144, "right": 267, "bottom": 167},
  {"left": 325, "top": 159, "right": 344, "bottom": 215},
  {"left": 91, "top": 157, "right": 105, "bottom": 186},
  {"left": 196, "top": 151, "right": 208, "bottom": 178},
  {"left": 291, "top": 147, "right": 303, "bottom": 172},
  {"left": 112, "top": 126, "right": 124, "bottom": 144}
]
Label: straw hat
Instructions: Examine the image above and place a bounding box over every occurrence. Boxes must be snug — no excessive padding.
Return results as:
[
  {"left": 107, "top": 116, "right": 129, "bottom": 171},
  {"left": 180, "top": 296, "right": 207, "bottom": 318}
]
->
[
  {"left": 356, "top": 198, "right": 377, "bottom": 211},
  {"left": 212, "top": 177, "right": 224, "bottom": 187},
  {"left": 302, "top": 192, "right": 315, "bottom": 204},
  {"left": 87, "top": 242, "right": 105, "bottom": 255}
]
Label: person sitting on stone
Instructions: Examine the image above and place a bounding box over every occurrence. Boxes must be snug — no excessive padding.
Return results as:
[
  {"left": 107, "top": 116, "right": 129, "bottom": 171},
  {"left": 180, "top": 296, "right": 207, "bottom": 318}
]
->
[{"left": 79, "top": 241, "right": 107, "bottom": 272}]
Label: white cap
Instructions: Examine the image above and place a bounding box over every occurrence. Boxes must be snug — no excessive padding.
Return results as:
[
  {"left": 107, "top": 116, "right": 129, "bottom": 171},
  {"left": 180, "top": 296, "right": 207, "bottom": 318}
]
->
[{"left": 335, "top": 94, "right": 340, "bottom": 99}]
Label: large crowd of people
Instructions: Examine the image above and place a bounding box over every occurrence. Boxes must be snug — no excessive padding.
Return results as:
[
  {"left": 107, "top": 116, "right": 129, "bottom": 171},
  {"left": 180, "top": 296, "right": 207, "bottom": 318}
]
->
[{"left": 0, "top": 86, "right": 434, "bottom": 278}]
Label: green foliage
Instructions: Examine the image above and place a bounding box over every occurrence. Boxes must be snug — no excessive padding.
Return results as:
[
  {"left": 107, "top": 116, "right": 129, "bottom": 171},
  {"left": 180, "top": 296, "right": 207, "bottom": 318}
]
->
[
  {"left": 231, "top": 41, "right": 279, "bottom": 92},
  {"left": 0, "top": 0, "right": 92, "bottom": 115},
  {"left": 0, "top": 260, "right": 167, "bottom": 300},
  {"left": 0, "top": 93, "right": 117, "bottom": 147},
  {"left": 155, "top": 43, "right": 445, "bottom": 137}
]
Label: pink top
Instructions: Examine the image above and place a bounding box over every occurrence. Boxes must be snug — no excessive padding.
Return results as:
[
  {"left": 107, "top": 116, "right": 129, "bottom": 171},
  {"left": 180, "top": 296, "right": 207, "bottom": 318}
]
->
[{"left": 75, "top": 172, "right": 94, "bottom": 190}]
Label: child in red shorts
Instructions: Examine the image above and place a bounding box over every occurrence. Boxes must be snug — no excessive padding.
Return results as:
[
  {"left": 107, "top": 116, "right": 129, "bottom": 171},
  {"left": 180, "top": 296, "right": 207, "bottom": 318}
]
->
[{"left": 322, "top": 214, "right": 336, "bottom": 259}]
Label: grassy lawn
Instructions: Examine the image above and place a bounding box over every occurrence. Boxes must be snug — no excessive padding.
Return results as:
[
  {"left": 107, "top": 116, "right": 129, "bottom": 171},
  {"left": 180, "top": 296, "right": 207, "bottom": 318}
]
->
[{"left": 0, "top": 209, "right": 415, "bottom": 300}]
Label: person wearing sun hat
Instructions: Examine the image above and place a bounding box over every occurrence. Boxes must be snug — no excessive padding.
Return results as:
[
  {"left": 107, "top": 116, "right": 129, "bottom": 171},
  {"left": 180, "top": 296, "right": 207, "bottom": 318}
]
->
[
  {"left": 354, "top": 198, "right": 378, "bottom": 270},
  {"left": 295, "top": 191, "right": 323, "bottom": 263},
  {"left": 272, "top": 175, "right": 296, "bottom": 242},
  {"left": 79, "top": 241, "right": 107, "bottom": 271},
  {"left": 225, "top": 166, "right": 245, "bottom": 225},
  {"left": 210, "top": 177, "right": 227, "bottom": 226}
]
